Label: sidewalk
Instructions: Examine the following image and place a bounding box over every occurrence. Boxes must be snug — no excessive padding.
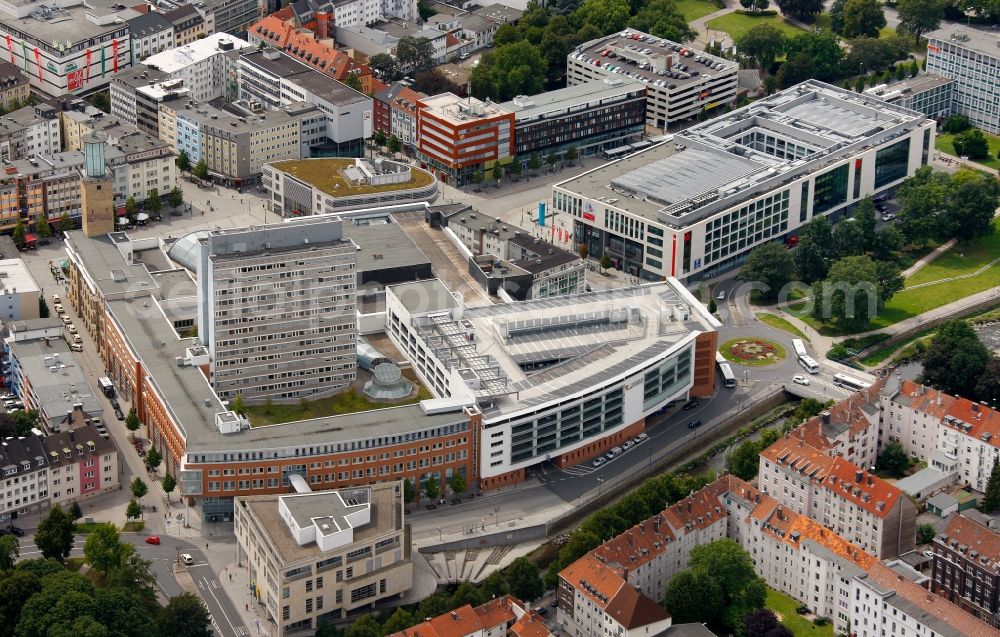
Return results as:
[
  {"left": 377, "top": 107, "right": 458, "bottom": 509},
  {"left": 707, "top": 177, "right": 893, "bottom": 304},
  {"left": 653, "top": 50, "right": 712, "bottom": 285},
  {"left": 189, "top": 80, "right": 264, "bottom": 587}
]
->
[{"left": 901, "top": 239, "right": 955, "bottom": 278}]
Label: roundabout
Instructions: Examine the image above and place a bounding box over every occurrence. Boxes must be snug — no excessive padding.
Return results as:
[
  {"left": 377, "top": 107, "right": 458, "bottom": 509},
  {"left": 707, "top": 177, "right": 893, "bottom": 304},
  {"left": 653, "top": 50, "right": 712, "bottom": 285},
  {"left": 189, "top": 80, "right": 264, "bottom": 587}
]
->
[{"left": 720, "top": 337, "right": 786, "bottom": 366}]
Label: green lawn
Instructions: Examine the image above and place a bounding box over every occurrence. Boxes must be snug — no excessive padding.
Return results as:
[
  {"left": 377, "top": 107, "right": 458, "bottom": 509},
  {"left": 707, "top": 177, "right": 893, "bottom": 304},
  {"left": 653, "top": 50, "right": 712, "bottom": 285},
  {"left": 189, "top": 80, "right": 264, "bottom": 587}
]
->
[
  {"left": 706, "top": 12, "right": 804, "bottom": 41},
  {"left": 766, "top": 588, "right": 835, "bottom": 637},
  {"left": 246, "top": 372, "right": 433, "bottom": 426},
  {"left": 675, "top": 0, "right": 718, "bottom": 21},
  {"left": 756, "top": 312, "right": 810, "bottom": 340},
  {"left": 935, "top": 130, "right": 1000, "bottom": 171},
  {"left": 906, "top": 223, "right": 1000, "bottom": 287}
]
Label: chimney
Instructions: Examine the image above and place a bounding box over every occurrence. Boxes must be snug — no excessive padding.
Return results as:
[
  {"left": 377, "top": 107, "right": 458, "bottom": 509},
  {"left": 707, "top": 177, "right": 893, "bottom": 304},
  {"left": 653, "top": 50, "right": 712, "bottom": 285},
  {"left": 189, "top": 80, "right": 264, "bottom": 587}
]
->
[
  {"left": 855, "top": 469, "right": 863, "bottom": 483},
  {"left": 867, "top": 475, "right": 873, "bottom": 486},
  {"left": 450, "top": 612, "right": 458, "bottom": 620},
  {"left": 821, "top": 411, "right": 831, "bottom": 424}
]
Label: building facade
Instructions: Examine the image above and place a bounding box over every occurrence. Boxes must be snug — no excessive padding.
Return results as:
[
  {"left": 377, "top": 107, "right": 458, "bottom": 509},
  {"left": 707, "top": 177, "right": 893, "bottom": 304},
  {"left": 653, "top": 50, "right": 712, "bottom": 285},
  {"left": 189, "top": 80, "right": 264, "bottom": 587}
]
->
[
  {"left": 0, "top": 104, "right": 60, "bottom": 162},
  {"left": 165, "top": 4, "right": 215, "bottom": 45},
  {"left": 864, "top": 74, "right": 955, "bottom": 120},
  {"left": 932, "top": 513, "right": 1000, "bottom": 627},
  {"left": 416, "top": 93, "right": 516, "bottom": 185},
  {"left": 141, "top": 34, "right": 251, "bottom": 103},
  {"left": 196, "top": 217, "right": 358, "bottom": 403},
  {"left": 128, "top": 12, "right": 175, "bottom": 63},
  {"left": 0, "top": 61, "right": 28, "bottom": 110},
  {"left": 553, "top": 81, "right": 935, "bottom": 281},
  {"left": 926, "top": 26, "right": 1000, "bottom": 134},
  {"left": 235, "top": 482, "right": 411, "bottom": 635},
  {"left": 567, "top": 30, "right": 737, "bottom": 130}
]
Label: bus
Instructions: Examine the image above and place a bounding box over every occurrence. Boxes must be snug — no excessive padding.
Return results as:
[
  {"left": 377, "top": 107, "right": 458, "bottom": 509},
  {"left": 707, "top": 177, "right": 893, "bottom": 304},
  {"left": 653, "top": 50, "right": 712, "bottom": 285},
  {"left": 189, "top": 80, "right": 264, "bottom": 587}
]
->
[
  {"left": 832, "top": 373, "right": 872, "bottom": 392},
  {"left": 716, "top": 352, "right": 736, "bottom": 388},
  {"left": 791, "top": 338, "right": 808, "bottom": 360},
  {"left": 602, "top": 146, "right": 630, "bottom": 161},
  {"left": 798, "top": 355, "right": 820, "bottom": 374}
]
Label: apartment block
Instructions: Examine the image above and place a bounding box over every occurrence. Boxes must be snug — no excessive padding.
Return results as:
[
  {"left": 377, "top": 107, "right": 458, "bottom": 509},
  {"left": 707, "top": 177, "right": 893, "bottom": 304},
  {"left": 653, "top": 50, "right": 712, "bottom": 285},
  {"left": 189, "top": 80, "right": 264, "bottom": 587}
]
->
[
  {"left": 926, "top": 25, "right": 1000, "bottom": 134},
  {"left": 0, "top": 150, "right": 85, "bottom": 231},
  {"left": 390, "top": 596, "right": 552, "bottom": 637},
  {"left": 0, "top": 258, "right": 39, "bottom": 321},
  {"left": 234, "top": 482, "right": 411, "bottom": 635},
  {"left": 373, "top": 82, "right": 426, "bottom": 150},
  {"left": 196, "top": 216, "right": 357, "bottom": 402},
  {"left": 416, "top": 93, "right": 515, "bottom": 186},
  {"left": 863, "top": 74, "right": 955, "bottom": 120},
  {"left": 0, "top": 104, "right": 60, "bottom": 163},
  {"left": 141, "top": 33, "right": 251, "bottom": 103},
  {"left": 932, "top": 513, "right": 1000, "bottom": 627},
  {"left": 128, "top": 12, "right": 175, "bottom": 63},
  {"left": 164, "top": 4, "right": 215, "bottom": 45},
  {"left": 758, "top": 435, "right": 916, "bottom": 559},
  {"left": 43, "top": 423, "right": 119, "bottom": 508},
  {"left": 203, "top": 0, "right": 260, "bottom": 35},
  {"left": 0, "top": 62, "right": 29, "bottom": 111}
]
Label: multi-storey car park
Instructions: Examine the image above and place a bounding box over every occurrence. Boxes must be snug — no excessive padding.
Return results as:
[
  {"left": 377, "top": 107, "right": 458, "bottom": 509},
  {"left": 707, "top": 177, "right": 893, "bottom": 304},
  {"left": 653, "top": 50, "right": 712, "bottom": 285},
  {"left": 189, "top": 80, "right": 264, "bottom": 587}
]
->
[
  {"left": 552, "top": 80, "right": 936, "bottom": 282},
  {"left": 566, "top": 29, "right": 738, "bottom": 130},
  {"left": 64, "top": 214, "right": 718, "bottom": 520}
]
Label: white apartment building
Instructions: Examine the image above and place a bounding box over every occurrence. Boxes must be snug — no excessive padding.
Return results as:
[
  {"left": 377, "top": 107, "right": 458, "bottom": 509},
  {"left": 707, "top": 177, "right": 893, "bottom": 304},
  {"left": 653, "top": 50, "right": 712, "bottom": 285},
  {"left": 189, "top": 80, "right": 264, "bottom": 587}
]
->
[
  {"left": 758, "top": 436, "right": 917, "bottom": 558},
  {"left": 567, "top": 30, "right": 737, "bottom": 130},
  {"left": 926, "top": 25, "right": 1000, "bottom": 134},
  {"left": 553, "top": 81, "right": 934, "bottom": 282},
  {"left": 0, "top": 434, "right": 48, "bottom": 520},
  {"left": 0, "top": 104, "right": 61, "bottom": 161},
  {"left": 142, "top": 33, "right": 251, "bottom": 103},
  {"left": 195, "top": 216, "right": 358, "bottom": 403}
]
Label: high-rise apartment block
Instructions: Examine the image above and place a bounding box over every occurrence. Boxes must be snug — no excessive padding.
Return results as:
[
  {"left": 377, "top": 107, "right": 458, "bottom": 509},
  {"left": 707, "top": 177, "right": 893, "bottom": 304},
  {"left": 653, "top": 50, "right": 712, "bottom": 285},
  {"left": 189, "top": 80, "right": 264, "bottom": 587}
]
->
[{"left": 196, "top": 216, "right": 357, "bottom": 402}]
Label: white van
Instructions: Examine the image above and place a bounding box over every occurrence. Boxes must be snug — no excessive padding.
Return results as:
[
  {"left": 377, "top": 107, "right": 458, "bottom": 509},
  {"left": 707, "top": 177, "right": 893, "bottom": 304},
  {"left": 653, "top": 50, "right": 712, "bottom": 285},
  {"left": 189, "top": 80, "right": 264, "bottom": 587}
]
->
[{"left": 606, "top": 446, "right": 623, "bottom": 460}]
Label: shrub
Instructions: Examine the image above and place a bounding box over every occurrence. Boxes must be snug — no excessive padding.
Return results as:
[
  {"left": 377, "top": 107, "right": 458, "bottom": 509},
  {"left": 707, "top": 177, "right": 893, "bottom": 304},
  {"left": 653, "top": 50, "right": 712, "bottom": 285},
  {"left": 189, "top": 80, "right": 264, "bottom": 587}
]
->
[{"left": 734, "top": 8, "right": 779, "bottom": 14}]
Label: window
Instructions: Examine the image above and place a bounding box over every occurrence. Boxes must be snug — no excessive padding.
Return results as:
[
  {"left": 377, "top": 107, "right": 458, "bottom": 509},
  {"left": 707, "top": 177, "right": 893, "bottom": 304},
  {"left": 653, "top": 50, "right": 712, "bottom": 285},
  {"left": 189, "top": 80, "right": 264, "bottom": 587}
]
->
[
  {"left": 351, "top": 583, "right": 377, "bottom": 603},
  {"left": 874, "top": 139, "right": 910, "bottom": 188},
  {"left": 813, "top": 164, "right": 849, "bottom": 213}
]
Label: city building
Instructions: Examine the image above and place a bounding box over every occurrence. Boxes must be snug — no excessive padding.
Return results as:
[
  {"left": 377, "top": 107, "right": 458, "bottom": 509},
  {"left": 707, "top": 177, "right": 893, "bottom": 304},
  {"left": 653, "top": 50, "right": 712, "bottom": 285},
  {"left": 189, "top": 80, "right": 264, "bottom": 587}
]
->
[
  {"left": 0, "top": 0, "right": 135, "bottom": 96},
  {"left": 164, "top": 4, "right": 215, "bottom": 45},
  {"left": 932, "top": 513, "right": 1000, "bottom": 627},
  {"left": 566, "top": 30, "right": 738, "bottom": 130},
  {"left": 416, "top": 93, "right": 515, "bottom": 185},
  {"left": 7, "top": 340, "right": 104, "bottom": 431},
  {"left": 262, "top": 158, "right": 438, "bottom": 215},
  {"left": 235, "top": 482, "right": 412, "bottom": 634},
  {"left": 159, "top": 100, "right": 322, "bottom": 182},
  {"left": 0, "top": 103, "right": 61, "bottom": 162},
  {"left": 43, "top": 423, "right": 120, "bottom": 509},
  {"left": 0, "top": 62, "right": 29, "bottom": 111},
  {"left": 927, "top": 25, "right": 1000, "bottom": 134},
  {"left": 553, "top": 81, "right": 935, "bottom": 281},
  {"left": 0, "top": 433, "right": 49, "bottom": 521},
  {"left": 141, "top": 33, "right": 252, "bottom": 103},
  {"left": 0, "top": 150, "right": 86, "bottom": 230},
  {"left": 128, "top": 12, "right": 175, "bottom": 63},
  {"left": 195, "top": 217, "right": 358, "bottom": 402},
  {"left": 237, "top": 48, "right": 373, "bottom": 157},
  {"left": 0, "top": 258, "right": 39, "bottom": 321},
  {"left": 385, "top": 277, "right": 719, "bottom": 487},
  {"left": 863, "top": 74, "right": 954, "bottom": 120},
  {"left": 500, "top": 79, "right": 647, "bottom": 162},
  {"left": 377, "top": 19, "right": 467, "bottom": 63},
  {"left": 390, "top": 597, "right": 553, "bottom": 637},
  {"left": 203, "top": 0, "right": 259, "bottom": 35},
  {"left": 373, "top": 82, "right": 426, "bottom": 150},
  {"left": 758, "top": 434, "right": 916, "bottom": 559}
]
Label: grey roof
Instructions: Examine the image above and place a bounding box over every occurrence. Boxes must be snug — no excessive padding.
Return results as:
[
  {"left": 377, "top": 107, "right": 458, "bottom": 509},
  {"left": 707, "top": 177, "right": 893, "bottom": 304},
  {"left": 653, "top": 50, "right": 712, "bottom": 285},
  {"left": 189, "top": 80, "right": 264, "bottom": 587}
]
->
[
  {"left": 7, "top": 317, "right": 63, "bottom": 333},
  {"left": 65, "top": 231, "right": 157, "bottom": 298},
  {"left": 342, "top": 220, "right": 430, "bottom": 275},
  {"left": 0, "top": 235, "right": 19, "bottom": 260},
  {"left": 0, "top": 435, "right": 47, "bottom": 477},
  {"left": 150, "top": 270, "right": 196, "bottom": 300},
  {"left": 8, "top": 338, "right": 102, "bottom": 423},
  {"left": 470, "top": 2, "right": 523, "bottom": 22},
  {"left": 207, "top": 216, "right": 346, "bottom": 260},
  {"left": 281, "top": 488, "right": 370, "bottom": 533},
  {"left": 0, "top": 4, "right": 138, "bottom": 46},
  {"left": 0, "top": 62, "right": 27, "bottom": 89},
  {"left": 113, "top": 65, "right": 171, "bottom": 91},
  {"left": 661, "top": 624, "right": 720, "bottom": 637},
  {"left": 389, "top": 279, "right": 459, "bottom": 314},
  {"left": 128, "top": 11, "right": 174, "bottom": 38},
  {"left": 927, "top": 24, "right": 1000, "bottom": 57},
  {"left": 287, "top": 69, "right": 371, "bottom": 107},
  {"left": 610, "top": 148, "right": 760, "bottom": 207},
  {"left": 508, "top": 234, "right": 580, "bottom": 274},
  {"left": 165, "top": 3, "right": 205, "bottom": 29},
  {"left": 499, "top": 79, "right": 645, "bottom": 121},
  {"left": 167, "top": 230, "right": 209, "bottom": 272},
  {"left": 894, "top": 466, "right": 951, "bottom": 497},
  {"left": 927, "top": 492, "right": 958, "bottom": 510},
  {"left": 881, "top": 73, "right": 954, "bottom": 95},
  {"left": 43, "top": 423, "right": 118, "bottom": 464}
]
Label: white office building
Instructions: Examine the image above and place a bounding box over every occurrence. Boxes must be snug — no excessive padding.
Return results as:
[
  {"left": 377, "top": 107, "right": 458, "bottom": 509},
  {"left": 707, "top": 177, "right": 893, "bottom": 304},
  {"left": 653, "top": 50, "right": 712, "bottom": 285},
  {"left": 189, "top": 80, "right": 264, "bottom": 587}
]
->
[
  {"left": 553, "top": 81, "right": 935, "bottom": 282},
  {"left": 141, "top": 33, "right": 251, "bottom": 103},
  {"left": 926, "top": 25, "right": 1000, "bottom": 134}
]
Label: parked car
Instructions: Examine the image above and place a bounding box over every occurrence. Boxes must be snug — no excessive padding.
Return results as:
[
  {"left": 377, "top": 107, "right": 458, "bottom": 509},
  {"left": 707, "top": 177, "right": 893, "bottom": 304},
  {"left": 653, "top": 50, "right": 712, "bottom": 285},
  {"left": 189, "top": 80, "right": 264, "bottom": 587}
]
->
[
  {"left": 622, "top": 439, "right": 635, "bottom": 450},
  {"left": 53, "top": 304, "right": 64, "bottom": 314},
  {"left": 716, "top": 290, "right": 725, "bottom": 300},
  {"left": 636, "top": 432, "right": 649, "bottom": 443},
  {"left": 52, "top": 294, "right": 60, "bottom": 303},
  {"left": 181, "top": 553, "right": 194, "bottom": 565},
  {"left": 72, "top": 334, "right": 82, "bottom": 344},
  {"left": 881, "top": 213, "right": 896, "bottom": 222},
  {"left": 792, "top": 374, "right": 811, "bottom": 386},
  {"left": 687, "top": 419, "right": 703, "bottom": 429},
  {"left": 8, "top": 526, "right": 23, "bottom": 537},
  {"left": 61, "top": 315, "right": 72, "bottom": 325},
  {"left": 682, "top": 400, "right": 699, "bottom": 411},
  {"left": 70, "top": 343, "right": 83, "bottom": 352},
  {"left": 145, "top": 536, "right": 161, "bottom": 545},
  {"left": 67, "top": 325, "right": 77, "bottom": 335},
  {"left": 592, "top": 456, "right": 607, "bottom": 468}
]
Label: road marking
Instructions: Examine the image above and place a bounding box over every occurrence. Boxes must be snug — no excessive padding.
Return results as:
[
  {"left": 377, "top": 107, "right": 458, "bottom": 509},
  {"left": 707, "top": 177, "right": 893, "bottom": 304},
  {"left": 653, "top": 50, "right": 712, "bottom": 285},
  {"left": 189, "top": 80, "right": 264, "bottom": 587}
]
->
[{"left": 201, "top": 576, "right": 244, "bottom": 637}]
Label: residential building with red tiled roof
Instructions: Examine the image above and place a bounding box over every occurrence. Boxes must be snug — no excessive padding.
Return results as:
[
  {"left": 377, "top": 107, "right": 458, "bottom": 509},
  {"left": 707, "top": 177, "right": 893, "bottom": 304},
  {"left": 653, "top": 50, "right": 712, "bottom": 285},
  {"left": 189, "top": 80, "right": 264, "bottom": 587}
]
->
[
  {"left": 388, "top": 596, "right": 546, "bottom": 637},
  {"left": 791, "top": 377, "right": 885, "bottom": 470},
  {"left": 932, "top": 513, "right": 1000, "bottom": 627},
  {"left": 759, "top": 432, "right": 917, "bottom": 558}
]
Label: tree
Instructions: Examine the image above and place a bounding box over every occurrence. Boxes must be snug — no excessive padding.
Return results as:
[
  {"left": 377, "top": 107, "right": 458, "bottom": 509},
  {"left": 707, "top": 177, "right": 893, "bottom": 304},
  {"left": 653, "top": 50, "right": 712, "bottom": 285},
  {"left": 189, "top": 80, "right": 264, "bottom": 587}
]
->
[
  {"left": 422, "top": 475, "right": 440, "bottom": 501},
  {"left": 471, "top": 42, "right": 547, "bottom": 101},
  {"left": 947, "top": 171, "right": 999, "bottom": 241},
  {"left": 192, "top": 159, "right": 209, "bottom": 181},
  {"left": 147, "top": 188, "right": 161, "bottom": 217},
  {"left": 344, "top": 615, "right": 381, "bottom": 637},
  {"left": 12, "top": 218, "right": 25, "bottom": 247},
  {"left": 812, "top": 255, "right": 901, "bottom": 331},
  {"left": 126, "top": 498, "right": 143, "bottom": 520},
  {"left": 412, "top": 68, "right": 462, "bottom": 95},
  {"left": 344, "top": 71, "right": 362, "bottom": 91},
  {"left": 131, "top": 477, "right": 149, "bottom": 501},
  {"left": 451, "top": 580, "right": 485, "bottom": 608},
  {"left": 872, "top": 224, "right": 906, "bottom": 261},
  {"left": 564, "top": 145, "right": 578, "bottom": 165},
  {"left": 447, "top": 473, "right": 467, "bottom": 497},
  {"left": 897, "top": 166, "right": 951, "bottom": 245},
  {"left": 897, "top": 0, "right": 944, "bottom": 44},
  {"left": 396, "top": 36, "right": 435, "bottom": 74},
  {"left": 730, "top": 440, "right": 763, "bottom": 481},
  {"left": 843, "top": 36, "right": 910, "bottom": 75},
  {"left": 830, "top": 0, "right": 847, "bottom": 32},
  {"left": 58, "top": 212, "right": 73, "bottom": 233},
  {"left": 83, "top": 523, "right": 127, "bottom": 574},
  {"left": 794, "top": 237, "right": 827, "bottom": 283},
  {"left": 842, "top": 0, "right": 886, "bottom": 38},
  {"left": 784, "top": 31, "right": 843, "bottom": 80},
  {"left": 506, "top": 556, "right": 544, "bottom": 601},
  {"left": 975, "top": 357, "right": 1000, "bottom": 406},
  {"left": 381, "top": 608, "right": 416, "bottom": 636},
  {"left": 546, "top": 150, "right": 559, "bottom": 171},
  {"left": 125, "top": 195, "right": 139, "bottom": 222},
  {"left": 984, "top": 461, "right": 1000, "bottom": 512},
  {"left": 369, "top": 53, "right": 402, "bottom": 82},
  {"left": 953, "top": 128, "right": 990, "bottom": 159},
  {"left": 774, "top": 0, "right": 824, "bottom": 20},
  {"left": 738, "top": 242, "right": 795, "bottom": 301},
  {"left": 832, "top": 216, "right": 867, "bottom": 259},
  {"left": 690, "top": 539, "right": 759, "bottom": 599},
  {"left": 68, "top": 502, "right": 83, "bottom": 521},
  {"left": 0, "top": 534, "right": 18, "bottom": 571},
  {"left": 941, "top": 114, "right": 971, "bottom": 134},
  {"left": 600, "top": 253, "right": 612, "bottom": 272},
  {"left": 0, "top": 569, "right": 40, "bottom": 628},
  {"left": 89, "top": 90, "right": 110, "bottom": 113},
  {"left": 579, "top": 243, "right": 589, "bottom": 260},
  {"left": 145, "top": 447, "right": 162, "bottom": 471},
  {"left": 778, "top": 53, "right": 817, "bottom": 90},
  {"left": 573, "top": 0, "right": 630, "bottom": 34},
  {"left": 627, "top": 0, "right": 695, "bottom": 41},
  {"left": 663, "top": 569, "right": 725, "bottom": 624},
  {"left": 745, "top": 609, "right": 780, "bottom": 637},
  {"left": 510, "top": 159, "right": 522, "bottom": 180},
  {"left": 876, "top": 441, "right": 910, "bottom": 477},
  {"left": 169, "top": 186, "right": 183, "bottom": 210},
  {"left": 922, "top": 320, "right": 991, "bottom": 398},
  {"left": 738, "top": 24, "right": 787, "bottom": 69},
  {"left": 125, "top": 407, "right": 140, "bottom": 439},
  {"left": 230, "top": 393, "right": 245, "bottom": 416},
  {"left": 917, "top": 523, "right": 937, "bottom": 544},
  {"left": 491, "top": 162, "right": 504, "bottom": 183},
  {"left": 162, "top": 473, "right": 177, "bottom": 501},
  {"left": 388, "top": 134, "right": 402, "bottom": 158},
  {"left": 157, "top": 592, "right": 212, "bottom": 637},
  {"left": 528, "top": 152, "right": 542, "bottom": 174},
  {"left": 34, "top": 504, "right": 74, "bottom": 560},
  {"left": 33, "top": 215, "right": 51, "bottom": 241},
  {"left": 176, "top": 150, "right": 191, "bottom": 173}
]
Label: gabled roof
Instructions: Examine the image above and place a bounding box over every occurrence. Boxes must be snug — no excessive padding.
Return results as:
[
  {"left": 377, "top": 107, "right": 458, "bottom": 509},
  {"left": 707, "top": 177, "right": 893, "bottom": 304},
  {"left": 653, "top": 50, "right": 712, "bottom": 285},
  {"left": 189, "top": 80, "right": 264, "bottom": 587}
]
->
[{"left": 389, "top": 596, "right": 521, "bottom": 637}]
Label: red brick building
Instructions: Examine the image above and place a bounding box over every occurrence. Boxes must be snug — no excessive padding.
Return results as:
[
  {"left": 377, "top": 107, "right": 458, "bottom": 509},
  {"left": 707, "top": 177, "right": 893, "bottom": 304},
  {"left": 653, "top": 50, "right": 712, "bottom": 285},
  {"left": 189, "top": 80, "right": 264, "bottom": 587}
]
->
[{"left": 416, "top": 92, "right": 515, "bottom": 185}]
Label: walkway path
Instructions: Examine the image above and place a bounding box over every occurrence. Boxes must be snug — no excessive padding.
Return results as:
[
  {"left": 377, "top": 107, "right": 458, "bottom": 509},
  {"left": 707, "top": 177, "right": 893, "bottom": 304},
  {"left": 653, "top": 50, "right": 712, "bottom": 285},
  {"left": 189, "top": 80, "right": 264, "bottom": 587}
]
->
[
  {"left": 900, "top": 239, "right": 955, "bottom": 278},
  {"left": 689, "top": 1, "right": 738, "bottom": 49}
]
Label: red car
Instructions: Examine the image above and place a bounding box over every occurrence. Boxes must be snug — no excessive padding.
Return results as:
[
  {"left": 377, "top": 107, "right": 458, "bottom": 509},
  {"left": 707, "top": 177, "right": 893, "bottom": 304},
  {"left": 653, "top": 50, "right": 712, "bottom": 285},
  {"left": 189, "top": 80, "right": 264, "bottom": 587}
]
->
[{"left": 145, "top": 536, "right": 161, "bottom": 545}]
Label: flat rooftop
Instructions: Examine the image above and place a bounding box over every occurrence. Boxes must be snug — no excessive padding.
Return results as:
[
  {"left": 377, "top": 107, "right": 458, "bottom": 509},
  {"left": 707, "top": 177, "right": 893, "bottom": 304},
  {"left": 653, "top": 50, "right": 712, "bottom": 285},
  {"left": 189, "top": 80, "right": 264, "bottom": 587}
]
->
[
  {"left": 418, "top": 92, "right": 511, "bottom": 125},
  {"left": 341, "top": 218, "right": 430, "bottom": 275},
  {"left": 927, "top": 24, "right": 1000, "bottom": 56},
  {"left": 573, "top": 29, "right": 737, "bottom": 91},
  {"left": 500, "top": 78, "right": 645, "bottom": 121},
  {"left": 66, "top": 231, "right": 157, "bottom": 298},
  {"left": 269, "top": 158, "right": 435, "bottom": 198},
  {"left": 9, "top": 338, "right": 101, "bottom": 422},
  {"left": 402, "top": 281, "right": 718, "bottom": 414},
  {"left": 0, "top": 258, "right": 39, "bottom": 293},
  {"left": 390, "top": 279, "right": 458, "bottom": 314},
  {"left": 869, "top": 73, "right": 953, "bottom": 97},
  {"left": 0, "top": 4, "right": 138, "bottom": 45},
  {"left": 557, "top": 80, "right": 928, "bottom": 229},
  {"left": 143, "top": 33, "right": 251, "bottom": 73}
]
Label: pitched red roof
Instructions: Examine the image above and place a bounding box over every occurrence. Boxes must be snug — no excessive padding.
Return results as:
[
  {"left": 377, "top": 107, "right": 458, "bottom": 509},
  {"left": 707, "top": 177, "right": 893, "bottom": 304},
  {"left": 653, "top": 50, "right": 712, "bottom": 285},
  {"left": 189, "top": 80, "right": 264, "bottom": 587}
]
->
[{"left": 943, "top": 514, "right": 1000, "bottom": 566}]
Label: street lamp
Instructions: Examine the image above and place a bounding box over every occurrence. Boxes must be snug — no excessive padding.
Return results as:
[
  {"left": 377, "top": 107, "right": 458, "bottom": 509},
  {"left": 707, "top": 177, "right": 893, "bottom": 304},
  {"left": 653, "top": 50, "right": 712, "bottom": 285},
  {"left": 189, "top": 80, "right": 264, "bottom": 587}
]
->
[
  {"left": 596, "top": 476, "right": 605, "bottom": 496},
  {"left": 494, "top": 506, "right": 501, "bottom": 526}
]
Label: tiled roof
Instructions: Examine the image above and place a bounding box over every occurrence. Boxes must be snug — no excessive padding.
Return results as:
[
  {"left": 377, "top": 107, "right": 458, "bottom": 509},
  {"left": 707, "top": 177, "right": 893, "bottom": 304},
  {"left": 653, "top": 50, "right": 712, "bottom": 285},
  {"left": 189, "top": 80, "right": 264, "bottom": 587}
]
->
[
  {"left": 510, "top": 611, "right": 553, "bottom": 637},
  {"left": 250, "top": 15, "right": 371, "bottom": 81},
  {"left": 390, "top": 596, "right": 519, "bottom": 637},
  {"left": 893, "top": 380, "right": 956, "bottom": 420},
  {"left": 943, "top": 514, "right": 1000, "bottom": 565},
  {"left": 760, "top": 436, "right": 836, "bottom": 480},
  {"left": 560, "top": 553, "right": 627, "bottom": 611},
  {"left": 604, "top": 582, "right": 670, "bottom": 629},
  {"left": 822, "top": 457, "right": 903, "bottom": 519},
  {"left": 662, "top": 474, "right": 731, "bottom": 532},
  {"left": 593, "top": 512, "right": 675, "bottom": 570}
]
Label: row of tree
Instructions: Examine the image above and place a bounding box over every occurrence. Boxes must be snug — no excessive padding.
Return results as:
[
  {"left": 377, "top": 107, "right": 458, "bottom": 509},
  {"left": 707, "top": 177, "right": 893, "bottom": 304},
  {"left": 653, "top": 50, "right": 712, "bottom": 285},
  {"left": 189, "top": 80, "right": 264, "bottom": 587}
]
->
[{"left": 897, "top": 166, "right": 999, "bottom": 244}]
